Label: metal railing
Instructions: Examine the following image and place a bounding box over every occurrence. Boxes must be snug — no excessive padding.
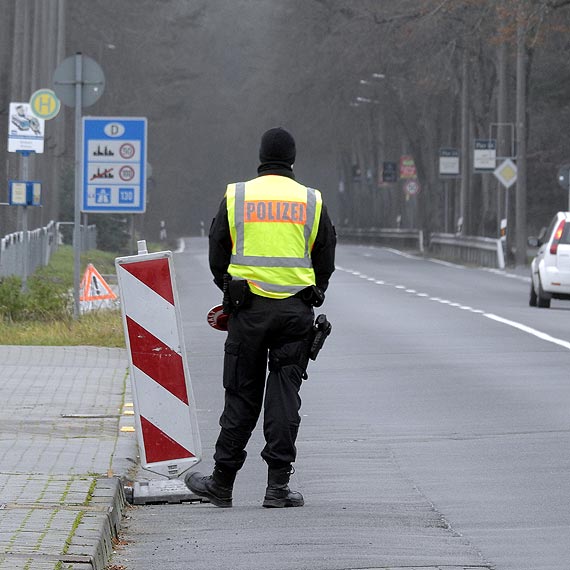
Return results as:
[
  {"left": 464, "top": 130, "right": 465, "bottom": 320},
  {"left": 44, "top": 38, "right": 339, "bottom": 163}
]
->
[
  {"left": 338, "top": 227, "right": 424, "bottom": 252},
  {"left": 338, "top": 227, "right": 504, "bottom": 269},
  {"left": 0, "top": 221, "right": 98, "bottom": 278},
  {"left": 428, "top": 233, "right": 505, "bottom": 269}
]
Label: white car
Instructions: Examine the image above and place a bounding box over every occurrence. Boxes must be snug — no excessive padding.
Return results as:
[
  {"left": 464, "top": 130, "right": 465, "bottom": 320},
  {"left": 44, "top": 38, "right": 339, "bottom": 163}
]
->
[{"left": 529, "top": 211, "right": 570, "bottom": 308}]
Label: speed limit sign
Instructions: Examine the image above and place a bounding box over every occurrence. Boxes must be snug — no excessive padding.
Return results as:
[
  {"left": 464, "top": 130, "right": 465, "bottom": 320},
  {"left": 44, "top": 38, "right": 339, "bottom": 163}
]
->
[
  {"left": 119, "top": 165, "right": 136, "bottom": 182},
  {"left": 404, "top": 179, "right": 421, "bottom": 196}
]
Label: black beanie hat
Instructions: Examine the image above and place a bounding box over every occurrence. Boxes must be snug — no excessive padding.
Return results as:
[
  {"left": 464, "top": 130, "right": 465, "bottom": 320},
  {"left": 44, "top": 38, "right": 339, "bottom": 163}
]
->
[{"left": 259, "top": 127, "right": 296, "bottom": 166}]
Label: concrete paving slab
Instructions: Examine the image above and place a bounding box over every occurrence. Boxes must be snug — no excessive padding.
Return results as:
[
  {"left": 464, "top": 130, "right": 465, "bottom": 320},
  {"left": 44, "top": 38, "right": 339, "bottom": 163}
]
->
[{"left": 0, "top": 346, "right": 135, "bottom": 570}]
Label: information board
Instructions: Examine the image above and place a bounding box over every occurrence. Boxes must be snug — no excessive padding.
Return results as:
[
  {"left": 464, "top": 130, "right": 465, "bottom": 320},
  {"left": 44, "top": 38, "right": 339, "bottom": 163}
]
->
[{"left": 82, "top": 117, "right": 147, "bottom": 213}]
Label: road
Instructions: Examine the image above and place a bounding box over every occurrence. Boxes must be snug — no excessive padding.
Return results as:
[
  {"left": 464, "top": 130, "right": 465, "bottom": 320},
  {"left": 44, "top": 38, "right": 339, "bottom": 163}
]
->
[{"left": 111, "top": 238, "right": 570, "bottom": 570}]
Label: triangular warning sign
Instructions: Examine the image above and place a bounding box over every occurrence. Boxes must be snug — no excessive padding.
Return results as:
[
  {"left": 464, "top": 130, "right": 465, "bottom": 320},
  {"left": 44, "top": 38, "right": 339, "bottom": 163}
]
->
[{"left": 80, "top": 263, "right": 117, "bottom": 301}]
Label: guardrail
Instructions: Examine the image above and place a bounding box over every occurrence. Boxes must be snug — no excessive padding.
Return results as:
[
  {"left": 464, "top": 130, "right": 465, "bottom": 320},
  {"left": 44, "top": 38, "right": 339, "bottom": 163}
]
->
[
  {"left": 0, "top": 221, "right": 98, "bottom": 279},
  {"left": 338, "top": 227, "right": 424, "bottom": 252},
  {"left": 338, "top": 227, "right": 504, "bottom": 269},
  {"left": 429, "top": 233, "right": 505, "bottom": 269}
]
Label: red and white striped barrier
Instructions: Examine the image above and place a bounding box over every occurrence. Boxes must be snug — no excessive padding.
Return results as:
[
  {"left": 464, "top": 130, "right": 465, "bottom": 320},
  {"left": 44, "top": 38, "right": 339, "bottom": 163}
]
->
[{"left": 116, "top": 244, "right": 201, "bottom": 478}]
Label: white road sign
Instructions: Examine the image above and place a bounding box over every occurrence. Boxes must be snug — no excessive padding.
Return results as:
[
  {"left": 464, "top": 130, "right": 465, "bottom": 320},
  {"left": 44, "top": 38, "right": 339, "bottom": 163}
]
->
[
  {"left": 473, "top": 139, "right": 496, "bottom": 172},
  {"left": 494, "top": 159, "right": 517, "bottom": 188},
  {"left": 7, "top": 102, "right": 45, "bottom": 153},
  {"left": 439, "top": 148, "right": 460, "bottom": 176}
]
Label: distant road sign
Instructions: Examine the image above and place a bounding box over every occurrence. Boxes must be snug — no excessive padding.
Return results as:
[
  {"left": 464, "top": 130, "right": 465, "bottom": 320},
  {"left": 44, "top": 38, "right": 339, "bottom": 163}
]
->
[
  {"left": 382, "top": 161, "right": 398, "bottom": 183},
  {"left": 474, "top": 139, "right": 497, "bottom": 172},
  {"left": 29, "top": 89, "right": 61, "bottom": 120},
  {"left": 439, "top": 148, "right": 460, "bottom": 177},
  {"left": 404, "top": 179, "right": 420, "bottom": 196},
  {"left": 400, "top": 155, "right": 417, "bottom": 179},
  {"left": 8, "top": 180, "right": 42, "bottom": 206},
  {"left": 494, "top": 159, "right": 517, "bottom": 188},
  {"left": 82, "top": 117, "right": 147, "bottom": 213},
  {"left": 53, "top": 55, "right": 105, "bottom": 107},
  {"left": 7, "top": 102, "right": 45, "bottom": 153}
]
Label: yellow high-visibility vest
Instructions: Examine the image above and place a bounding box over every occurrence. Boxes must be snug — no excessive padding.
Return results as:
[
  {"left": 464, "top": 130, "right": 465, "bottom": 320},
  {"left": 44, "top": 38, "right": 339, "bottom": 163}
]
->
[{"left": 226, "top": 175, "right": 323, "bottom": 299}]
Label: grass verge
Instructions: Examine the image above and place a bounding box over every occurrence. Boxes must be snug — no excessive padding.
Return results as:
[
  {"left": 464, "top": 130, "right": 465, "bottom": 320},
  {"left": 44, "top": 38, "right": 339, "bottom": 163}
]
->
[
  {"left": 0, "top": 310, "right": 125, "bottom": 347},
  {"left": 0, "top": 245, "right": 126, "bottom": 347}
]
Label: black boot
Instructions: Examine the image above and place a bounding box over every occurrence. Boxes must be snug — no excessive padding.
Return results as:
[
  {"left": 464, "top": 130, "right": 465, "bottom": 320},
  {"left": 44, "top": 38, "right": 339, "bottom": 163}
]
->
[
  {"left": 184, "top": 466, "right": 236, "bottom": 508},
  {"left": 263, "top": 467, "right": 304, "bottom": 508}
]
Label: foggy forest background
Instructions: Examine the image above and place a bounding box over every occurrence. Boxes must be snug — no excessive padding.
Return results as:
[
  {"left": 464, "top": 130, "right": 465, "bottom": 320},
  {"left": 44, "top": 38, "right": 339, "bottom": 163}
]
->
[{"left": 1, "top": 0, "right": 570, "bottom": 251}]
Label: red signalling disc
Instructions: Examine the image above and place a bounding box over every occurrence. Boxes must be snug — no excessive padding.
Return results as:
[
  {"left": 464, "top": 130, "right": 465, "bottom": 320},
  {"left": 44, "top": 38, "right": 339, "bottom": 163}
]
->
[{"left": 207, "top": 304, "right": 229, "bottom": 331}]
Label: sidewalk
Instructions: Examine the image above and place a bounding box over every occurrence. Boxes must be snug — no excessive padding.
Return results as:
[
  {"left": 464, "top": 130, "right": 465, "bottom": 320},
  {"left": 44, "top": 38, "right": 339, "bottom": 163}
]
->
[{"left": 0, "top": 345, "right": 136, "bottom": 570}]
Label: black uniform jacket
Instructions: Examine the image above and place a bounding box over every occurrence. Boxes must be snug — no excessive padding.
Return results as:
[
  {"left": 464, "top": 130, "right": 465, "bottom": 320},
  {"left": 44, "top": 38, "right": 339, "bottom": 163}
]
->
[{"left": 209, "top": 165, "right": 336, "bottom": 293}]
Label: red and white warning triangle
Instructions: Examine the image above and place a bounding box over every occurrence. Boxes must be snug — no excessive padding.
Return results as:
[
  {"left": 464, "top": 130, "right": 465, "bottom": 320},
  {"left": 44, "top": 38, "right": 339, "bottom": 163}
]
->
[{"left": 80, "top": 263, "right": 117, "bottom": 301}]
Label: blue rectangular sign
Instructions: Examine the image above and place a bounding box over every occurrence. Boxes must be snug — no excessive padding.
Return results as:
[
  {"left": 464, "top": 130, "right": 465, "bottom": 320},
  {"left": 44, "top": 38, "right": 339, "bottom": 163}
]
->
[
  {"left": 8, "top": 180, "right": 42, "bottom": 206},
  {"left": 82, "top": 117, "right": 147, "bottom": 213}
]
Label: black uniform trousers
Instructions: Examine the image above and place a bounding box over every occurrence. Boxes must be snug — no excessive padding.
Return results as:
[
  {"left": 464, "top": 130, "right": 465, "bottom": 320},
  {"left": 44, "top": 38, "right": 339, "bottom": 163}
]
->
[{"left": 214, "top": 294, "right": 314, "bottom": 473}]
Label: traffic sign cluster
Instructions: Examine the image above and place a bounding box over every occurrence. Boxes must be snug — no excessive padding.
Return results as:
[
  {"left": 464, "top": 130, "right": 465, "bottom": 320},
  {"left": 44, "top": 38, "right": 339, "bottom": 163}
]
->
[{"left": 82, "top": 117, "right": 147, "bottom": 213}]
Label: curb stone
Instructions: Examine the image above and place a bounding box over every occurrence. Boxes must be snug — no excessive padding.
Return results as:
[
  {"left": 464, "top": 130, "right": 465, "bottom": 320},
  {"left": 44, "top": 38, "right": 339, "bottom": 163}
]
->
[{"left": 65, "top": 478, "right": 127, "bottom": 570}]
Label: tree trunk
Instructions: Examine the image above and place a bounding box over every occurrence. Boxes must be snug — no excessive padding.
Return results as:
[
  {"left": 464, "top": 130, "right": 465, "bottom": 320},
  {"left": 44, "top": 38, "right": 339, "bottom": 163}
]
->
[{"left": 515, "top": 13, "right": 528, "bottom": 266}]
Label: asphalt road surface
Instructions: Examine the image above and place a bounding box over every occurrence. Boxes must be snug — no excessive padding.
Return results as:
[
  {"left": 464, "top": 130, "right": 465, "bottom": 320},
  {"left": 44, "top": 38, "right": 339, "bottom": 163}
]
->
[{"left": 111, "top": 238, "right": 570, "bottom": 570}]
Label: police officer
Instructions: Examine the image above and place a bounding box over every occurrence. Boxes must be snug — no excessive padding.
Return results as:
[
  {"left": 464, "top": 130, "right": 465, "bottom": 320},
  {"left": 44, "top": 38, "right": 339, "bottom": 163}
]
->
[{"left": 185, "top": 127, "right": 336, "bottom": 508}]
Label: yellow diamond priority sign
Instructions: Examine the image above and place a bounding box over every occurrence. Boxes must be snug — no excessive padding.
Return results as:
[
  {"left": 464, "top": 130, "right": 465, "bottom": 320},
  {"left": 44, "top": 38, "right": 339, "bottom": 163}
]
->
[
  {"left": 494, "top": 159, "right": 517, "bottom": 188},
  {"left": 29, "top": 89, "right": 61, "bottom": 120}
]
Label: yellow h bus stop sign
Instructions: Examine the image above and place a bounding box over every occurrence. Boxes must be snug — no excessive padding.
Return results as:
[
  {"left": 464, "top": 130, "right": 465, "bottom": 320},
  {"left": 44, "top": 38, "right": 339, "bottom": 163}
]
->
[{"left": 30, "top": 89, "right": 61, "bottom": 120}]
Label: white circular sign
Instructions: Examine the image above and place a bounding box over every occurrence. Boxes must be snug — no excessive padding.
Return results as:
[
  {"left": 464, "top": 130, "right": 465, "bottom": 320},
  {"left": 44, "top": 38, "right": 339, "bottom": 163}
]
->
[
  {"left": 404, "top": 180, "right": 420, "bottom": 196},
  {"left": 104, "top": 123, "right": 126, "bottom": 138}
]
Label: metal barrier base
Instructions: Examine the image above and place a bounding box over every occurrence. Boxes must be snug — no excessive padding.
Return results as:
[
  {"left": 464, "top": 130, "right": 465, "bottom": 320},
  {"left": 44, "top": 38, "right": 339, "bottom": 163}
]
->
[{"left": 125, "top": 478, "right": 209, "bottom": 505}]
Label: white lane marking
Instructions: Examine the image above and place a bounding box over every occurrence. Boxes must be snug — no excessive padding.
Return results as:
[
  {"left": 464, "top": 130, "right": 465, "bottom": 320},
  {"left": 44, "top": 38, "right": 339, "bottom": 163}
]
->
[
  {"left": 483, "top": 267, "right": 530, "bottom": 283},
  {"left": 484, "top": 314, "right": 570, "bottom": 351},
  {"left": 338, "top": 267, "right": 570, "bottom": 352},
  {"left": 384, "top": 248, "right": 417, "bottom": 259},
  {"left": 427, "top": 258, "right": 465, "bottom": 268}
]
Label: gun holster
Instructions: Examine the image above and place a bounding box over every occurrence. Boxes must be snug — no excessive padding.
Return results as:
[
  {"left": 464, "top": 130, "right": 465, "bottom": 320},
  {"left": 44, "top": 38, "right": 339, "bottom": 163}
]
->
[
  {"left": 299, "top": 285, "right": 325, "bottom": 307},
  {"left": 222, "top": 274, "right": 251, "bottom": 314},
  {"left": 309, "top": 314, "right": 332, "bottom": 361}
]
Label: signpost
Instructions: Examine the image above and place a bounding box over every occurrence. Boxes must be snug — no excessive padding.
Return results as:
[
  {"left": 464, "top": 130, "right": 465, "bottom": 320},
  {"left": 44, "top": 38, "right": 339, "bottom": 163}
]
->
[
  {"left": 5, "top": 91, "right": 57, "bottom": 291},
  {"left": 439, "top": 148, "right": 460, "bottom": 233},
  {"left": 82, "top": 117, "right": 147, "bottom": 213},
  {"left": 53, "top": 53, "right": 105, "bottom": 319},
  {"left": 6, "top": 102, "right": 46, "bottom": 289}
]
